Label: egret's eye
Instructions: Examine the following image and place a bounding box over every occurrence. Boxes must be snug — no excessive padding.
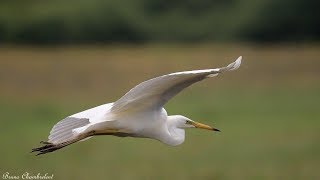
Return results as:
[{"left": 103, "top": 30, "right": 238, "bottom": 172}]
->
[{"left": 186, "top": 120, "right": 193, "bottom": 125}]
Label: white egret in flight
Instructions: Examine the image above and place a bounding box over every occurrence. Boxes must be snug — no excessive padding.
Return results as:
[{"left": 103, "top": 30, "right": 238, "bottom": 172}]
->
[{"left": 32, "top": 56, "right": 242, "bottom": 155}]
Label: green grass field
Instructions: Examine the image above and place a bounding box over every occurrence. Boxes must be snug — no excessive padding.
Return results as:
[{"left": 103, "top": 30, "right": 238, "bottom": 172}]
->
[{"left": 0, "top": 45, "right": 319, "bottom": 179}]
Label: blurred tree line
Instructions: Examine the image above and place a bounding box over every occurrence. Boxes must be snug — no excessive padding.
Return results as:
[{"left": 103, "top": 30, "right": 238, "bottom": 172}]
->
[{"left": 0, "top": 0, "right": 319, "bottom": 44}]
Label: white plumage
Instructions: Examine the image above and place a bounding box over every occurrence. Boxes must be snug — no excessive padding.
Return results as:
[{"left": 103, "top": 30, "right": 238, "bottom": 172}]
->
[{"left": 32, "top": 56, "right": 242, "bottom": 155}]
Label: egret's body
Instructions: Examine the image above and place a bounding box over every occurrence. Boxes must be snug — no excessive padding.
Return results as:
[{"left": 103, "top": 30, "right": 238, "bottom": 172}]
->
[{"left": 32, "top": 56, "right": 242, "bottom": 155}]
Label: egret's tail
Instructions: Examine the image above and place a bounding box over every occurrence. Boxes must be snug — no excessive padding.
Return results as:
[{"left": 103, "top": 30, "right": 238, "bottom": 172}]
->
[{"left": 32, "top": 117, "right": 91, "bottom": 155}]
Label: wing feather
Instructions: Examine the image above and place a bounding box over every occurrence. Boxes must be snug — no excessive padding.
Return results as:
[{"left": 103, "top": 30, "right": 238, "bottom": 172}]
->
[{"left": 111, "top": 56, "right": 242, "bottom": 113}]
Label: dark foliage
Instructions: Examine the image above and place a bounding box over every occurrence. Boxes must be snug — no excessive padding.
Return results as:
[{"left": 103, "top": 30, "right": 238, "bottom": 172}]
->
[{"left": 0, "top": 0, "right": 318, "bottom": 44}]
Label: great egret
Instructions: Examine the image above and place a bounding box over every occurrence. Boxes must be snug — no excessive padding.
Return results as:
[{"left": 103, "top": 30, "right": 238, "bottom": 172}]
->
[{"left": 32, "top": 56, "right": 242, "bottom": 155}]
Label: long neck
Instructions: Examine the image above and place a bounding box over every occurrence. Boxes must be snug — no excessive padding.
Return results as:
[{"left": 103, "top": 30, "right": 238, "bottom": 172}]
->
[{"left": 158, "top": 116, "right": 185, "bottom": 146}]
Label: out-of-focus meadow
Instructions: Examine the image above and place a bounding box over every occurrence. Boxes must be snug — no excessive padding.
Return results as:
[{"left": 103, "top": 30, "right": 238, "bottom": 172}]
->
[
  {"left": 0, "top": 45, "right": 319, "bottom": 179},
  {"left": 1, "top": 0, "right": 320, "bottom": 179}
]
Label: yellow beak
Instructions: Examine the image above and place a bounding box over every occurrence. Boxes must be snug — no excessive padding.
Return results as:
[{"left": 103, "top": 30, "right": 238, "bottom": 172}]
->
[{"left": 191, "top": 121, "right": 220, "bottom": 132}]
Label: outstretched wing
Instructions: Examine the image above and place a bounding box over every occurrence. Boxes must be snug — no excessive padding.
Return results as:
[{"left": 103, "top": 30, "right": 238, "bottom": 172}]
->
[{"left": 111, "top": 56, "right": 242, "bottom": 113}]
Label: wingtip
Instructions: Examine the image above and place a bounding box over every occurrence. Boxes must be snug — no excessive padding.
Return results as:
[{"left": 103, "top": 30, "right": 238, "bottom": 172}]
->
[
  {"left": 236, "top": 56, "right": 242, "bottom": 63},
  {"left": 233, "top": 56, "right": 242, "bottom": 70},
  {"left": 227, "top": 56, "right": 242, "bottom": 71}
]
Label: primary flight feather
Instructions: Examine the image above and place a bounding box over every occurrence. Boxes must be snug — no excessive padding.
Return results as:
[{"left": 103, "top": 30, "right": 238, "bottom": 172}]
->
[{"left": 32, "top": 56, "right": 242, "bottom": 155}]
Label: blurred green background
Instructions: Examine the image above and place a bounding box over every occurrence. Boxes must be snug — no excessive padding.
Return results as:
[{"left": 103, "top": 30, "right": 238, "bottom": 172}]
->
[
  {"left": 0, "top": 0, "right": 320, "bottom": 180},
  {"left": 0, "top": 0, "right": 319, "bottom": 44}
]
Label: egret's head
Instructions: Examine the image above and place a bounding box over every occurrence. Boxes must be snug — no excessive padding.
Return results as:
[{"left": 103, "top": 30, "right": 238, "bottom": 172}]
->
[
  {"left": 170, "top": 115, "right": 220, "bottom": 132},
  {"left": 161, "top": 115, "right": 220, "bottom": 146}
]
